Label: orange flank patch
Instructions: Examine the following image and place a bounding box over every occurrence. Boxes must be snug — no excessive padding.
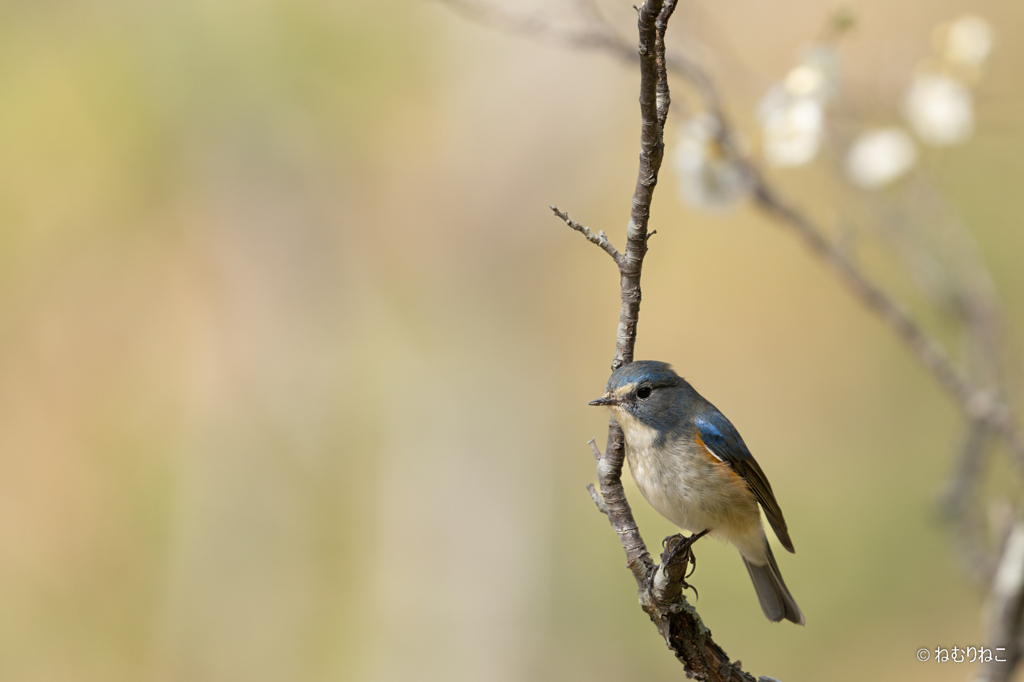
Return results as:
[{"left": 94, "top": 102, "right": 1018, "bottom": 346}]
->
[{"left": 693, "top": 428, "right": 747, "bottom": 484}]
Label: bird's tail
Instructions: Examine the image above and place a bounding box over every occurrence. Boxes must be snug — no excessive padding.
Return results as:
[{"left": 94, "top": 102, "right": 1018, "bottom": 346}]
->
[{"left": 742, "top": 543, "right": 805, "bottom": 625}]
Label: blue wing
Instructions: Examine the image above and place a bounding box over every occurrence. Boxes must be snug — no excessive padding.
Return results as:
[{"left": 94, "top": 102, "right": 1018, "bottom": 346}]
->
[{"left": 695, "top": 410, "right": 795, "bottom": 553}]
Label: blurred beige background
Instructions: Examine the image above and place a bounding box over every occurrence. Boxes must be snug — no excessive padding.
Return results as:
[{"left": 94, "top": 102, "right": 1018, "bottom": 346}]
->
[{"left": 1, "top": 0, "right": 1023, "bottom": 681}]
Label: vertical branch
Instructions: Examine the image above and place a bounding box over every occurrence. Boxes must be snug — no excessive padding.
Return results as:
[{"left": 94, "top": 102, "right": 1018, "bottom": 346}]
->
[
  {"left": 549, "top": 2, "right": 763, "bottom": 678},
  {"left": 590, "top": 4, "right": 761, "bottom": 680},
  {"left": 599, "top": 0, "right": 668, "bottom": 588},
  {"left": 612, "top": 0, "right": 671, "bottom": 371}
]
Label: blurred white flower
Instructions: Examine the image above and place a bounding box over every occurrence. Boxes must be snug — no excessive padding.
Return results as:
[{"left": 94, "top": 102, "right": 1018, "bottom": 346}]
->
[
  {"left": 784, "top": 65, "right": 825, "bottom": 98},
  {"left": 790, "top": 45, "right": 841, "bottom": 102},
  {"left": 904, "top": 73, "right": 974, "bottom": 146},
  {"left": 758, "top": 86, "right": 824, "bottom": 167},
  {"left": 757, "top": 45, "right": 838, "bottom": 168},
  {"left": 673, "top": 113, "right": 748, "bottom": 210},
  {"left": 845, "top": 128, "right": 917, "bottom": 189},
  {"left": 945, "top": 15, "right": 993, "bottom": 68}
]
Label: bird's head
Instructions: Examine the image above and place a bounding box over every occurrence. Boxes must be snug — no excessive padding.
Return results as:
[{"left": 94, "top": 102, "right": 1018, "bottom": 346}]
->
[{"left": 589, "top": 360, "right": 687, "bottom": 429}]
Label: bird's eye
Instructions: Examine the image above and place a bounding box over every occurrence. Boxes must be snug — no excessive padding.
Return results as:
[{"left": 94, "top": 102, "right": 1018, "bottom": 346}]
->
[{"left": 636, "top": 386, "right": 652, "bottom": 400}]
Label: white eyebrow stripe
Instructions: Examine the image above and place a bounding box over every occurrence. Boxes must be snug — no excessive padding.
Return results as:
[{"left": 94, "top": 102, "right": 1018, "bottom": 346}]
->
[{"left": 704, "top": 444, "right": 725, "bottom": 463}]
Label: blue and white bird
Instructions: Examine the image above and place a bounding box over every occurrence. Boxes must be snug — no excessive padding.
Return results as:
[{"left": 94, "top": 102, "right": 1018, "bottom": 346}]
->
[{"left": 590, "top": 360, "right": 804, "bottom": 625}]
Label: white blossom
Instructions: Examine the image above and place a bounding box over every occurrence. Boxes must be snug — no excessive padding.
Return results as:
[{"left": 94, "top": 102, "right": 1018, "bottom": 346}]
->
[
  {"left": 904, "top": 73, "right": 974, "bottom": 146},
  {"left": 757, "top": 45, "right": 838, "bottom": 168},
  {"left": 758, "top": 86, "right": 824, "bottom": 167},
  {"left": 784, "top": 65, "right": 825, "bottom": 99},
  {"left": 845, "top": 128, "right": 917, "bottom": 189},
  {"left": 945, "top": 15, "right": 993, "bottom": 68},
  {"left": 789, "top": 45, "right": 841, "bottom": 102},
  {"left": 672, "top": 113, "right": 748, "bottom": 210}
]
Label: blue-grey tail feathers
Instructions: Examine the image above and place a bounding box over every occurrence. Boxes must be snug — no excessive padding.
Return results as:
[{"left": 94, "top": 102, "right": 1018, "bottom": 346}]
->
[{"left": 742, "top": 544, "right": 805, "bottom": 625}]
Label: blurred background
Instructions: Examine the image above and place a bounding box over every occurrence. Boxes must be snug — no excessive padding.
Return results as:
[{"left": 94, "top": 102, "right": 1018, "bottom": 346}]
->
[{"left": 1, "top": 0, "right": 1023, "bottom": 680}]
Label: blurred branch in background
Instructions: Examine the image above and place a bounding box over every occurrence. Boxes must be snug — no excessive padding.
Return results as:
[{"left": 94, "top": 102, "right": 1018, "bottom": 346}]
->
[{"left": 435, "top": 0, "right": 1024, "bottom": 679}]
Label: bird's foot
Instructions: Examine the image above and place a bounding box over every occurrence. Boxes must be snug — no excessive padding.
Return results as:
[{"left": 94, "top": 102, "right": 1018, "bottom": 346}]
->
[
  {"left": 661, "top": 529, "right": 709, "bottom": 568},
  {"left": 659, "top": 530, "right": 709, "bottom": 598}
]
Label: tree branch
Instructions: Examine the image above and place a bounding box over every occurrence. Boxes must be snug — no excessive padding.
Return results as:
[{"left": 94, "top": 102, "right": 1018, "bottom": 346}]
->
[{"left": 746, "top": 176, "right": 1024, "bottom": 466}]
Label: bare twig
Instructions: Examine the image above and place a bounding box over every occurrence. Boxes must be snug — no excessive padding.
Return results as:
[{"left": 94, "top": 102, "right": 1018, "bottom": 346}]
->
[
  {"left": 586, "top": 483, "right": 610, "bottom": 515},
  {"left": 551, "top": 206, "right": 623, "bottom": 264}
]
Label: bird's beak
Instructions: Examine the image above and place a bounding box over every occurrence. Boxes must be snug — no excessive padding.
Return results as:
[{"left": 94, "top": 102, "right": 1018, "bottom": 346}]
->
[{"left": 589, "top": 393, "right": 618, "bottom": 406}]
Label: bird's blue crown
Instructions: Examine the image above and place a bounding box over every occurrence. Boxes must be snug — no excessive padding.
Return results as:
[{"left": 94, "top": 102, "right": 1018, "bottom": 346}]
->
[{"left": 606, "top": 360, "right": 682, "bottom": 393}]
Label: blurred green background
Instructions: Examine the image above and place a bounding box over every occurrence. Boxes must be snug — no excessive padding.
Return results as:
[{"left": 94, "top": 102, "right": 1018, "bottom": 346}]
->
[{"left": 1, "top": 0, "right": 1023, "bottom": 680}]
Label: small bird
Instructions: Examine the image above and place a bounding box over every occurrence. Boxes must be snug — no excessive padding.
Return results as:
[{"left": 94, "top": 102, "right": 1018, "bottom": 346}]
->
[{"left": 590, "top": 360, "right": 804, "bottom": 625}]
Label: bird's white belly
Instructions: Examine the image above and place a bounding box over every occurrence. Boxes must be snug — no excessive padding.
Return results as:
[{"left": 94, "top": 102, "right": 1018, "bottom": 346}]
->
[
  {"left": 618, "top": 415, "right": 765, "bottom": 560},
  {"left": 624, "top": 425, "right": 713, "bottom": 533}
]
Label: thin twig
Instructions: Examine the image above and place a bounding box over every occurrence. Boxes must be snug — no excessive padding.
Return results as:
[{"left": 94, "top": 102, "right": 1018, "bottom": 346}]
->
[
  {"left": 551, "top": 206, "right": 623, "bottom": 264},
  {"left": 586, "top": 483, "right": 610, "bottom": 515}
]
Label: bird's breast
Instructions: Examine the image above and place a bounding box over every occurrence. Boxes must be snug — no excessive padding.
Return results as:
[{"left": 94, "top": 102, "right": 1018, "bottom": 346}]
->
[{"left": 616, "top": 412, "right": 761, "bottom": 543}]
